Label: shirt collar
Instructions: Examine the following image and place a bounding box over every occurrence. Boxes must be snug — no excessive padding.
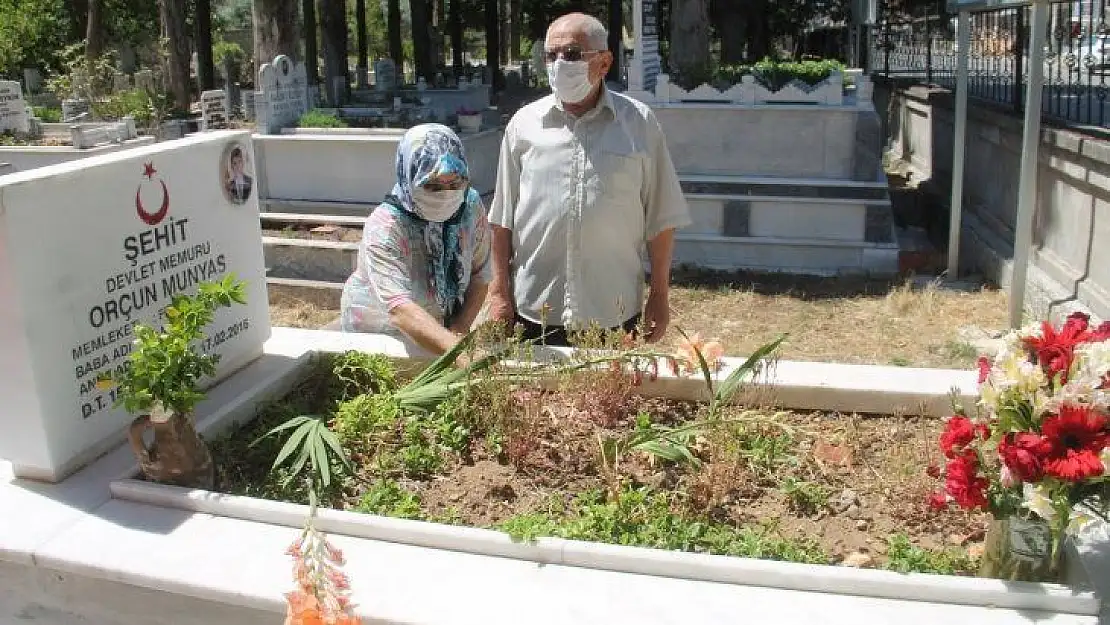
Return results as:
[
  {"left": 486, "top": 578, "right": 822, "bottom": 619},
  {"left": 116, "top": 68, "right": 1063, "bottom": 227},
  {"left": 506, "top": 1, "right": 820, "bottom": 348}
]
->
[{"left": 544, "top": 84, "right": 615, "bottom": 123}]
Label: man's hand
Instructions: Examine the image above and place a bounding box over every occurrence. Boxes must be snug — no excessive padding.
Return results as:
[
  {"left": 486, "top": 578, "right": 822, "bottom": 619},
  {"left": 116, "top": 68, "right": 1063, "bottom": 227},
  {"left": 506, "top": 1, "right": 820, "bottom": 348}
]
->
[
  {"left": 643, "top": 287, "right": 670, "bottom": 343},
  {"left": 487, "top": 284, "right": 516, "bottom": 327}
]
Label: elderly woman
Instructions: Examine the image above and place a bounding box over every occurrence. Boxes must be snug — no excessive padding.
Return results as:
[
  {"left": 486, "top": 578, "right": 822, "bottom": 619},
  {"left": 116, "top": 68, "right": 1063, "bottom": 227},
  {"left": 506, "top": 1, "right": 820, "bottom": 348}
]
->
[{"left": 340, "top": 124, "right": 491, "bottom": 355}]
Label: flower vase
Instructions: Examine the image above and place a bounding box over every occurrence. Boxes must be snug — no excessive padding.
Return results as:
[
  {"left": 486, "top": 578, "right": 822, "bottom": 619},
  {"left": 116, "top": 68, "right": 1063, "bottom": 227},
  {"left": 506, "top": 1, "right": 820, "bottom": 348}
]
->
[
  {"left": 457, "top": 113, "right": 482, "bottom": 134},
  {"left": 126, "top": 405, "right": 216, "bottom": 490},
  {"left": 978, "top": 516, "right": 1064, "bottom": 584}
]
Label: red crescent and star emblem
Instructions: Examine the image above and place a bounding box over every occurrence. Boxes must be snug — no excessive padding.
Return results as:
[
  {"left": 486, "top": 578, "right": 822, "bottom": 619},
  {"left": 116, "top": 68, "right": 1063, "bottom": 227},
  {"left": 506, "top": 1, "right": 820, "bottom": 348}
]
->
[{"left": 135, "top": 161, "right": 170, "bottom": 226}]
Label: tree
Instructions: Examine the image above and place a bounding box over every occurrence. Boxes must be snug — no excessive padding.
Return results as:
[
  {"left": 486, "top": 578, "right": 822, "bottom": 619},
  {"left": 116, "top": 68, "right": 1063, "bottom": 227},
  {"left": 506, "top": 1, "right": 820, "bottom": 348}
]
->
[
  {"left": 388, "top": 0, "right": 404, "bottom": 69},
  {"left": 158, "top": 0, "right": 191, "bottom": 112},
  {"left": 0, "top": 0, "right": 69, "bottom": 77},
  {"left": 320, "top": 0, "right": 349, "bottom": 102},
  {"left": 87, "top": 0, "right": 105, "bottom": 61},
  {"left": 669, "top": 0, "right": 709, "bottom": 86},
  {"left": 252, "top": 0, "right": 298, "bottom": 72},
  {"left": 195, "top": 0, "right": 215, "bottom": 90},
  {"left": 410, "top": 0, "right": 433, "bottom": 80}
]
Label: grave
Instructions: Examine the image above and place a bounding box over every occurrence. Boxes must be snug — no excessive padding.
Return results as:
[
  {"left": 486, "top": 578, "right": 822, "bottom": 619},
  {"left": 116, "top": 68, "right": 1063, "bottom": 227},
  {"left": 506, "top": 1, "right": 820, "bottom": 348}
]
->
[
  {"left": 0, "top": 130, "right": 271, "bottom": 482},
  {"left": 61, "top": 98, "right": 90, "bottom": 122},
  {"left": 69, "top": 117, "right": 139, "bottom": 149},
  {"left": 0, "top": 80, "right": 32, "bottom": 135},
  {"left": 112, "top": 72, "right": 131, "bottom": 93},
  {"left": 134, "top": 69, "right": 155, "bottom": 93},
  {"left": 200, "top": 89, "right": 230, "bottom": 131},
  {"left": 253, "top": 55, "right": 310, "bottom": 134},
  {"left": 374, "top": 58, "right": 398, "bottom": 92}
]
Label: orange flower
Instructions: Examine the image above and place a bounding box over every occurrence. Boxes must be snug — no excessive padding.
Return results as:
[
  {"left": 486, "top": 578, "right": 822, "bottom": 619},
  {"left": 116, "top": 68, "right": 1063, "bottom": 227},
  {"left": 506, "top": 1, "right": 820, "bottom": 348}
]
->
[
  {"left": 673, "top": 333, "right": 725, "bottom": 374},
  {"left": 285, "top": 590, "right": 324, "bottom": 625}
]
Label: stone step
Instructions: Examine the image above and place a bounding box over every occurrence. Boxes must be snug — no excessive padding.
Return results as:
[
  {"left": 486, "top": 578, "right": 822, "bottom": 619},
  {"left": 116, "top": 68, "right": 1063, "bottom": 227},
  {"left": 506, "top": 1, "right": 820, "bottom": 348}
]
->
[
  {"left": 672, "top": 232, "right": 899, "bottom": 277},
  {"left": 261, "top": 198, "right": 375, "bottom": 217},
  {"left": 263, "top": 236, "right": 358, "bottom": 283},
  {"left": 260, "top": 212, "right": 367, "bottom": 228},
  {"left": 679, "top": 173, "right": 891, "bottom": 203},
  {"left": 267, "top": 276, "right": 344, "bottom": 309}
]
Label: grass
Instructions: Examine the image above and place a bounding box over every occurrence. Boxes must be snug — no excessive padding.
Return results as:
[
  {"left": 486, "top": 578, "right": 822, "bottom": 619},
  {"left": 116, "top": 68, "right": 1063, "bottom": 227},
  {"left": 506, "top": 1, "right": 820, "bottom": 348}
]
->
[{"left": 265, "top": 271, "right": 1005, "bottom": 369}]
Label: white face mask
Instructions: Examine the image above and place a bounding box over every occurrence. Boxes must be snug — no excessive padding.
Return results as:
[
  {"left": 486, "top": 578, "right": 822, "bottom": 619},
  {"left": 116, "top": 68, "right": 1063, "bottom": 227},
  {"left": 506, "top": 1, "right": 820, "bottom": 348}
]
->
[
  {"left": 412, "top": 187, "right": 465, "bottom": 222},
  {"left": 547, "top": 59, "right": 595, "bottom": 105}
]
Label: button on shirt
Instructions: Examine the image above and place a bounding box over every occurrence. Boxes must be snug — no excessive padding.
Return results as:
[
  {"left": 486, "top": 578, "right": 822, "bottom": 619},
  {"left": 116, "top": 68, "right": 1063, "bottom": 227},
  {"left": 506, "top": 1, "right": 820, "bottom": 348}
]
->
[{"left": 489, "top": 88, "right": 690, "bottom": 329}]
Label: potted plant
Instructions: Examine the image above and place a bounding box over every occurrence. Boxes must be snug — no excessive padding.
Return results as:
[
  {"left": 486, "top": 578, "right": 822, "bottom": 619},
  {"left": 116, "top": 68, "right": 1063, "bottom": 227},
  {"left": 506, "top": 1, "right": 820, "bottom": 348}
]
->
[
  {"left": 928, "top": 312, "right": 1110, "bottom": 582},
  {"left": 97, "top": 275, "right": 248, "bottom": 489},
  {"left": 456, "top": 106, "right": 482, "bottom": 134}
]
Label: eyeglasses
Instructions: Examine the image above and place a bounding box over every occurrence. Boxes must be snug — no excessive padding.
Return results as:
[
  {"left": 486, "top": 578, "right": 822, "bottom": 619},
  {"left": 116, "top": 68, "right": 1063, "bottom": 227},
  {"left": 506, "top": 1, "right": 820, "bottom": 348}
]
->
[{"left": 544, "top": 46, "right": 603, "bottom": 63}]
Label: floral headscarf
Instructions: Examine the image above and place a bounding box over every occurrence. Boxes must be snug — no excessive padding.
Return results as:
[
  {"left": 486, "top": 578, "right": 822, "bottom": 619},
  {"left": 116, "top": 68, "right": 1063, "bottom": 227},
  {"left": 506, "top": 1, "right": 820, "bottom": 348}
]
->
[{"left": 379, "top": 123, "right": 479, "bottom": 325}]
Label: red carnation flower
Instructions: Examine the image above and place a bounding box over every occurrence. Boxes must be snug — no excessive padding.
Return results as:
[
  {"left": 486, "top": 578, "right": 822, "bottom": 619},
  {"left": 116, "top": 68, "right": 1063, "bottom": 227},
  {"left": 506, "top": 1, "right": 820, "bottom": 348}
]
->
[
  {"left": 1041, "top": 405, "right": 1109, "bottom": 482},
  {"left": 1092, "top": 321, "right": 1110, "bottom": 342},
  {"left": 977, "top": 356, "right": 992, "bottom": 384},
  {"left": 1024, "top": 314, "right": 1095, "bottom": 383},
  {"left": 944, "top": 451, "right": 989, "bottom": 510},
  {"left": 939, "top": 416, "right": 987, "bottom": 459},
  {"left": 997, "top": 432, "right": 1051, "bottom": 482}
]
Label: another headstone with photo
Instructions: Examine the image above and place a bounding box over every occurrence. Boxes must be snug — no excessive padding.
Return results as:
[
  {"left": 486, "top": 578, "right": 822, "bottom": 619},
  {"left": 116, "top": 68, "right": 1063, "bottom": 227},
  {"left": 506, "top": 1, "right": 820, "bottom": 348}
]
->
[
  {"left": 0, "top": 80, "right": 31, "bottom": 135},
  {"left": 254, "top": 55, "right": 309, "bottom": 134},
  {"left": 0, "top": 130, "right": 271, "bottom": 482},
  {"left": 374, "top": 59, "right": 398, "bottom": 92},
  {"left": 200, "top": 90, "right": 230, "bottom": 131}
]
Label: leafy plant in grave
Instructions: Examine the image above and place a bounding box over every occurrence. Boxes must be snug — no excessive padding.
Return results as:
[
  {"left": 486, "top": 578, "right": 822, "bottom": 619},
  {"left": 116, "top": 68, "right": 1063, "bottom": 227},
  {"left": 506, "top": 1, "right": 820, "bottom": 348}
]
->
[{"left": 97, "top": 274, "right": 248, "bottom": 490}]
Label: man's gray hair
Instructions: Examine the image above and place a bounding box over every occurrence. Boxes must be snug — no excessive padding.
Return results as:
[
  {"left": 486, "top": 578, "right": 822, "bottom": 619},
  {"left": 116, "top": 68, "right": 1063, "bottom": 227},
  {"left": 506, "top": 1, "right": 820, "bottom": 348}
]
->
[{"left": 548, "top": 13, "right": 609, "bottom": 51}]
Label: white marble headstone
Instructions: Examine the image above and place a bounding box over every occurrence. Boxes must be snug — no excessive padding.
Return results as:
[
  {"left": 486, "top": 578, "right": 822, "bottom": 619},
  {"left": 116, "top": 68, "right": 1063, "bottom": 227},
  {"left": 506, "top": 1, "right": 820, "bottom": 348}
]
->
[
  {"left": 0, "top": 130, "right": 271, "bottom": 482},
  {"left": 255, "top": 55, "right": 309, "bottom": 134},
  {"left": 200, "top": 89, "right": 230, "bottom": 130},
  {"left": 0, "top": 80, "right": 30, "bottom": 134}
]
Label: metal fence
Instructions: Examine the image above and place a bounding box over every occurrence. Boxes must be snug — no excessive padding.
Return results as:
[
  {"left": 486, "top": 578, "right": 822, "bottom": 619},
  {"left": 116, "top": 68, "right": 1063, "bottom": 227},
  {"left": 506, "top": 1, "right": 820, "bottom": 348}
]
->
[{"left": 869, "top": 0, "right": 1110, "bottom": 129}]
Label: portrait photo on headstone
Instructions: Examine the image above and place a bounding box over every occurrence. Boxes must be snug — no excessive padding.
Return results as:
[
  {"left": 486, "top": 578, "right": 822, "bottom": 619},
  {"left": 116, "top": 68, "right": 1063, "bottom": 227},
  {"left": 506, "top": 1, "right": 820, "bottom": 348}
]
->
[{"left": 220, "top": 141, "right": 254, "bottom": 205}]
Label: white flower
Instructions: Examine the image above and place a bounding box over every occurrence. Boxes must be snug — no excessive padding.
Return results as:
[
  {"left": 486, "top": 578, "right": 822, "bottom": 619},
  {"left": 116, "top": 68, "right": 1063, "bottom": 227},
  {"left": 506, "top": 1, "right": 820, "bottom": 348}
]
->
[
  {"left": 1022, "top": 483, "right": 1056, "bottom": 523},
  {"left": 1068, "top": 506, "right": 1100, "bottom": 537}
]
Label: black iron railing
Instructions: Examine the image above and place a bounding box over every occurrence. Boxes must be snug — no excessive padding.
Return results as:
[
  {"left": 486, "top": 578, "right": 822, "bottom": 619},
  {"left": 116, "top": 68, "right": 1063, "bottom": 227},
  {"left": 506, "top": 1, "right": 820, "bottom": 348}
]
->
[{"left": 870, "top": 0, "right": 1110, "bottom": 129}]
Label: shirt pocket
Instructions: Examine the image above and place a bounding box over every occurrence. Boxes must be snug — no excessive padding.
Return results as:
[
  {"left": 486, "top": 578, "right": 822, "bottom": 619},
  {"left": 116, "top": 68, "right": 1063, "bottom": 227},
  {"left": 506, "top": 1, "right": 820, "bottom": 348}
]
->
[{"left": 589, "top": 149, "right": 644, "bottom": 202}]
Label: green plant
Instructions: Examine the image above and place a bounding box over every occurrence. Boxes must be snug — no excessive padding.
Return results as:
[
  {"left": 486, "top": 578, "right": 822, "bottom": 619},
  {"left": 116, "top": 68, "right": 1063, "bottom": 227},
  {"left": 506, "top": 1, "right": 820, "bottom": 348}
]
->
[
  {"left": 331, "top": 392, "right": 401, "bottom": 445},
  {"left": 32, "top": 106, "right": 60, "bottom": 122},
  {"left": 355, "top": 479, "right": 423, "bottom": 519},
  {"left": 98, "top": 275, "right": 247, "bottom": 417},
  {"left": 884, "top": 534, "right": 974, "bottom": 575},
  {"left": 329, "top": 350, "right": 397, "bottom": 401},
  {"left": 213, "top": 40, "right": 246, "bottom": 68},
  {"left": 93, "top": 88, "right": 156, "bottom": 125},
  {"left": 780, "top": 477, "right": 830, "bottom": 516},
  {"left": 297, "top": 109, "right": 348, "bottom": 128}
]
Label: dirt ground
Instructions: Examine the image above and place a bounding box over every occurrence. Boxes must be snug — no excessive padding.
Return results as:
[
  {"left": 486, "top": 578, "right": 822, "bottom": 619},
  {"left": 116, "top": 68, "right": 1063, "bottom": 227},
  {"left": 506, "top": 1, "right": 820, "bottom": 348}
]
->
[{"left": 267, "top": 268, "right": 1007, "bottom": 369}]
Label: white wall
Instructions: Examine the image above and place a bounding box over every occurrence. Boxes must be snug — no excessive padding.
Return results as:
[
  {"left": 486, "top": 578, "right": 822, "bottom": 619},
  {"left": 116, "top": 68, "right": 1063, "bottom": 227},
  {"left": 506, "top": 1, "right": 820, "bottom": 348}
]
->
[{"left": 0, "top": 138, "right": 156, "bottom": 175}]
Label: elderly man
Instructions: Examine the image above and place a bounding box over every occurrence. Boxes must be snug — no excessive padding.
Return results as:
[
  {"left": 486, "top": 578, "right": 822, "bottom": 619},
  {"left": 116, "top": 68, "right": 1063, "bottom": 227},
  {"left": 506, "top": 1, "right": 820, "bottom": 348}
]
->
[{"left": 488, "top": 12, "right": 690, "bottom": 346}]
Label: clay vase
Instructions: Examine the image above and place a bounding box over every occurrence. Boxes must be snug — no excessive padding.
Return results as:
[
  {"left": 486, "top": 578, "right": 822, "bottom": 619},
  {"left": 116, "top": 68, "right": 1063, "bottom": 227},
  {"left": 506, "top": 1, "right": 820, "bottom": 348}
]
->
[{"left": 126, "top": 406, "right": 216, "bottom": 490}]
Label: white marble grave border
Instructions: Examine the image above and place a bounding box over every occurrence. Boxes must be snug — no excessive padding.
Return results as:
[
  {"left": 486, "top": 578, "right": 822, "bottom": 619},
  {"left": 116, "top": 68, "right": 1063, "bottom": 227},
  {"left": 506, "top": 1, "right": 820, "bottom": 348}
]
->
[
  {"left": 2, "top": 327, "right": 1105, "bottom": 625},
  {"left": 628, "top": 69, "right": 874, "bottom": 108}
]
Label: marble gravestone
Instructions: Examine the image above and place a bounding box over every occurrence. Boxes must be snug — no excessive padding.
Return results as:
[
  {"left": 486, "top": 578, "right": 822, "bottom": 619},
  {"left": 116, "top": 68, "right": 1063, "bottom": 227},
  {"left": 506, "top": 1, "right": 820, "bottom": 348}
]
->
[
  {"left": 0, "top": 130, "right": 271, "bottom": 482},
  {"left": 200, "top": 89, "right": 230, "bottom": 130},
  {"left": 0, "top": 80, "right": 31, "bottom": 134},
  {"left": 375, "top": 58, "right": 398, "bottom": 92},
  {"left": 254, "top": 55, "right": 309, "bottom": 134}
]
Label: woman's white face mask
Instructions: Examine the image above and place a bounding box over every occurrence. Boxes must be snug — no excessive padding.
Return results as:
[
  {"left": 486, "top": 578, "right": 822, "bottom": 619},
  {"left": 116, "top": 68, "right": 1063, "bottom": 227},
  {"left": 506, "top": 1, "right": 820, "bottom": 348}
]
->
[
  {"left": 547, "top": 59, "right": 595, "bottom": 104},
  {"left": 412, "top": 187, "right": 466, "bottom": 222}
]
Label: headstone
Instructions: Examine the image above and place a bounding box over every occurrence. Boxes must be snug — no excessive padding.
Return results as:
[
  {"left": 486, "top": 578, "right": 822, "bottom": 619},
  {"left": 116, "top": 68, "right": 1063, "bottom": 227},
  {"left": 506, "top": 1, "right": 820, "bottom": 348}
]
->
[
  {"left": 113, "top": 72, "right": 131, "bottom": 93},
  {"left": 417, "top": 76, "right": 427, "bottom": 92},
  {"left": 629, "top": 0, "right": 661, "bottom": 95},
  {"left": 0, "top": 81, "right": 30, "bottom": 134},
  {"left": 70, "top": 117, "right": 138, "bottom": 149},
  {"left": 0, "top": 130, "right": 272, "bottom": 482},
  {"left": 242, "top": 90, "right": 256, "bottom": 121},
  {"left": 255, "top": 54, "right": 309, "bottom": 134},
  {"left": 226, "top": 83, "right": 242, "bottom": 117},
  {"left": 135, "top": 70, "right": 155, "bottom": 92},
  {"left": 200, "top": 90, "right": 230, "bottom": 131},
  {"left": 374, "top": 59, "right": 397, "bottom": 92},
  {"left": 23, "top": 68, "right": 43, "bottom": 94},
  {"left": 62, "top": 98, "right": 90, "bottom": 123}
]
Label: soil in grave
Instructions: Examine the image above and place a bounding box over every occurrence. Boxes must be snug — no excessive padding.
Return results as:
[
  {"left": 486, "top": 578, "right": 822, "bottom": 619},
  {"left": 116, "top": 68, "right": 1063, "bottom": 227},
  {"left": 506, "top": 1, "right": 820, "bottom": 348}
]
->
[
  {"left": 211, "top": 351, "right": 988, "bottom": 575},
  {"left": 262, "top": 225, "right": 364, "bottom": 243}
]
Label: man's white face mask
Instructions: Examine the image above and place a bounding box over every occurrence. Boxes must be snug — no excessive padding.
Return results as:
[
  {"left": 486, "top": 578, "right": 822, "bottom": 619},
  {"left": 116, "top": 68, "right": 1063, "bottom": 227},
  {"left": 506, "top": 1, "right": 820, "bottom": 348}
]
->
[
  {"left": 547, "top": 59, "right": 595, "bottom": 104},
  {"left": 412, "top": 187, "right": 466, "bottom": 222}
]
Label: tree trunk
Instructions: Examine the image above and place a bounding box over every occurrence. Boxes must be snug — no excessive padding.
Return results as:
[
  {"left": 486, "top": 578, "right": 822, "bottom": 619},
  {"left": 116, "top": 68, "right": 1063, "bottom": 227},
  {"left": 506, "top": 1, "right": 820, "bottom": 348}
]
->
[
  {"left": 71, "top": 0, "right": 89, "bottom": 42},
  {"left": 356, "top": 0, "right": 368, "bottom": 87},
  {"left": 712, "top": 0, "right": 745, "bottom": 64},
  {"left": 303, "top": 0, "right": 319, "bottom": 86},
  {"left": 607, "top": 0, "right": 621, "bottom": 82},
  {"left": 484, "top": 0, "right": 500, "bottom": 88},
  {"left": 744, "top": 0, "right": 770, "bottom": 62},
  {"left": 252, "top": 0, "right": 299, "bottom": 76},
  {"left": 86, "top": 0, "right": 104, "bottom": 63},
  {"left": 669, "top": 0, "right": 710, "bottom": 88},
  {"left": 195, "top": 0, "right": 215, "bottom": 91},
  {"left": 450, "top": 0, "right": 463, "bottom": 76},
  {"left": 509, "top": 0, "right": 521, "bottom": 63},
  {"left": 319, "top": 0, "right": 349, "bottom": 103},
  {"left": 411, "top": 0, "right": 433, "bottom": 81},
  {"left": 499, "top": 0, "right": 509, "bottom": 65},
  {"left": 388, "top": 0, "right": 404, "bottom": 72},
  {"left": 159, "top": 0, "right": 192, "bottom": 113}
]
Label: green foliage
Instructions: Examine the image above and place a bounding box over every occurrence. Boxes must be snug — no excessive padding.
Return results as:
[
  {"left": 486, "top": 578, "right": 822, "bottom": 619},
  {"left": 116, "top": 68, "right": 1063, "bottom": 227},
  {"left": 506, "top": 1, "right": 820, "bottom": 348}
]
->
[
  {"left": 92, "top": 89, "right": 156, "bottom": 125},
  {"left": 884, "top": 534, "right": 975, "bottom": 575},
  {"left": 32, "top": 106, "right": 61, "bottom": 122},
  {"left": 780, "top": 477, "right": 830, "bottom": 516},
  {"left": 500, "top": 487, "right": 830, "bottom": 564},
  {"left": 714, "top": 58, "right": 847, "bottom": 90},
  {"left": 213, "top": 40, "right": 247, "bottom": 68},
  {"left": 332, "top": 392, "right": 402, "bottom": 445},
  {"left": 297, "top": 109, "right": 348, "bottom": 128},
  {"left": 355, "top": 479, "right": 423, "bottom": 519},
  {"left": 100, "top": 275, "right": 247, "bottom": 417},
  {"left": 0, "top": 0, "right": 68, "bottom": 77},
  {"left": 329, "top": 350, "right": 397, "bottom": 401},
  {"left": 258, "top": 415, "right": 354, "bottom": 491}
]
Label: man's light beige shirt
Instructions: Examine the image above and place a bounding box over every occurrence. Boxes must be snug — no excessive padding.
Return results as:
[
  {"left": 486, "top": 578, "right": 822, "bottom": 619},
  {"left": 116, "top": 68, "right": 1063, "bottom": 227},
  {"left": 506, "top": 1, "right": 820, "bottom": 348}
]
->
[{"left": 489, "top": 89, "right": 690, "bottom": 329}]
